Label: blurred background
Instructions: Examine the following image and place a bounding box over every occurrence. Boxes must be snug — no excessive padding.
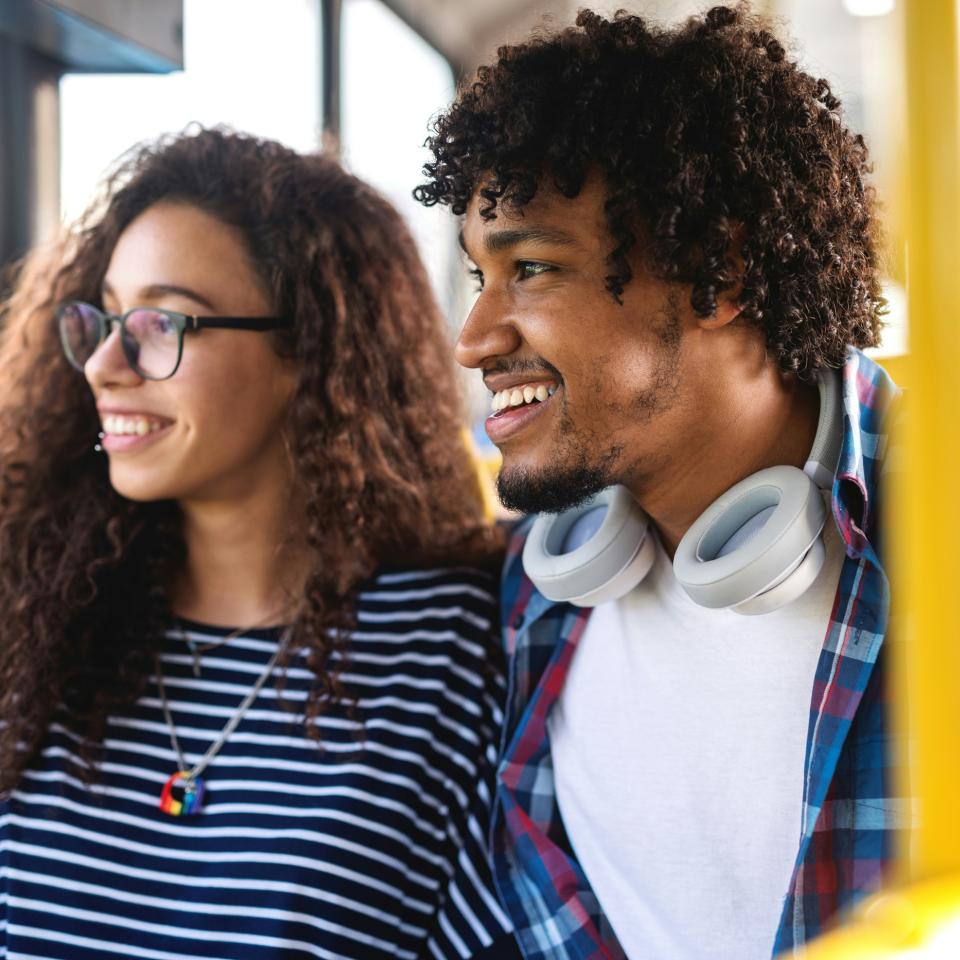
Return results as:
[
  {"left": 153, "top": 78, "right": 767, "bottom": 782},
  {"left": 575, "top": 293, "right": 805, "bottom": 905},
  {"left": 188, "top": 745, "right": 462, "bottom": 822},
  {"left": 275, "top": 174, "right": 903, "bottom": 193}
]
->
[
  {"left": 0, "top": 0, "right": 908, "bottom": 406},
  {"left": 5, "top": 7, "right": 959, "bottom": 958}
]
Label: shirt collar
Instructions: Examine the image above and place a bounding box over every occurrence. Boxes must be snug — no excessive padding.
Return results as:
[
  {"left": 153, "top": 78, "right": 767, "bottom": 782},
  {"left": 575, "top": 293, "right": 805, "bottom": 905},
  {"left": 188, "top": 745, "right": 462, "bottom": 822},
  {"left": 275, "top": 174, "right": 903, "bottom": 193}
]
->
[{"left": 832, "top": 347, "right": 898, "bottom": 558}]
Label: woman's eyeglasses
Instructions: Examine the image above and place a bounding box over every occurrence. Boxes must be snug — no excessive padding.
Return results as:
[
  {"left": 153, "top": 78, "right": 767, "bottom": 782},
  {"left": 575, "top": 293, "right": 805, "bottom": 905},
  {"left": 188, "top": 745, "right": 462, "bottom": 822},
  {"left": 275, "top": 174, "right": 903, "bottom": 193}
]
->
[{"left": 56, "top": 301, "right": 293, "bottom": 381}]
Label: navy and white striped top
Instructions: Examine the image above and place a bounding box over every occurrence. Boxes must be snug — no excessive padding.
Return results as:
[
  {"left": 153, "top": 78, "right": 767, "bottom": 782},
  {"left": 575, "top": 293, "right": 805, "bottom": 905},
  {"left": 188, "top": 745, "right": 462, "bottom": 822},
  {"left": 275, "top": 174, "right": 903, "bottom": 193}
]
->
[{"left": 0, "top": 567, "right": 518, "bottom": 960}]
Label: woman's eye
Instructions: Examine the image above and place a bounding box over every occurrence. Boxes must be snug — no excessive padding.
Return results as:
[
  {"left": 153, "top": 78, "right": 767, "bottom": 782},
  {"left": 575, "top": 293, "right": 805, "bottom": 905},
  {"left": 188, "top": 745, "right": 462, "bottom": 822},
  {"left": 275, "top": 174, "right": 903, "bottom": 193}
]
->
[
  {"left": 517, "top": 261, "right": 554, "bottom": 280},
  {"left": 468, "top": 267, "right": 484, "bottom": 292}
]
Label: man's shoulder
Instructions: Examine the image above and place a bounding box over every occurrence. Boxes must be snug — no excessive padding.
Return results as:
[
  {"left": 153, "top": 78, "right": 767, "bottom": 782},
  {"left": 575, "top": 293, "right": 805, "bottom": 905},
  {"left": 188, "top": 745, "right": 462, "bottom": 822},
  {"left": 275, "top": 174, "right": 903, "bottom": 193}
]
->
[
  {"left": 499, "top": 515, "right": 541, "bottom": 627},
  {"left": 501, "top": 514, "right": 535, "bottom": 582},
  {"left": 844, "top": 348, "right": 901, "bottom": 431},
  {"left": 840, "top": 349, "right": 902, "bottom": 477}
]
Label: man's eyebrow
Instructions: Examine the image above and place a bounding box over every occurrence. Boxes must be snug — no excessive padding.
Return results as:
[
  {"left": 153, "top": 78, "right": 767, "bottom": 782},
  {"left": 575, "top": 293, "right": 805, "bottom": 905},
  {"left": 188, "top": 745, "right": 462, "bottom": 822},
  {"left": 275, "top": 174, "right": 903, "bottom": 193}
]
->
[
  {"left": 458, "top": 227, "right": 580, "bottom": 258},
  {"left": 100, "top": 280, "right": 217, "bottom": 312}
]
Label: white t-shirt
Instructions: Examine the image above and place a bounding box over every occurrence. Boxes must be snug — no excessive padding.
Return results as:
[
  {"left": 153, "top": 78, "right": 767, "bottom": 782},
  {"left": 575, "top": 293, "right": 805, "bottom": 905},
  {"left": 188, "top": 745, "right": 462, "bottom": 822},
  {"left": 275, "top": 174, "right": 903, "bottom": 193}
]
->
[{"left": 548, "top": 497, "right": 845, "bottom": 960}]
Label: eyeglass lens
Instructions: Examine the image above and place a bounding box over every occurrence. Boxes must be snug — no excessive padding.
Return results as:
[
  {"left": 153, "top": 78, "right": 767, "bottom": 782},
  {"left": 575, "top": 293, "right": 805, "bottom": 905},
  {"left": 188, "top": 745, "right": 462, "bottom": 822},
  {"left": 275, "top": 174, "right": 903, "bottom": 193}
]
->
[
  {"left": 59, "top": 303, "right": 181, "bottom": 380},
  {"left": 58, "top": 302, "right": 103, "bottom": 369}
]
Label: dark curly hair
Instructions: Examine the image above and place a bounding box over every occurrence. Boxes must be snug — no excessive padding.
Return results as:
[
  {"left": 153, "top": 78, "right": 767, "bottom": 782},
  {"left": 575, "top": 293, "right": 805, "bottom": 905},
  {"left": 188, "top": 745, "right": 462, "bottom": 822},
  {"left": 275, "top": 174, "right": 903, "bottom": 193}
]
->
[
  {"left": 0, "top": 127, "right": 497, "bottom": 792},
  {"left": 415, "top": 3, "right": 884, "bottom": 375}
]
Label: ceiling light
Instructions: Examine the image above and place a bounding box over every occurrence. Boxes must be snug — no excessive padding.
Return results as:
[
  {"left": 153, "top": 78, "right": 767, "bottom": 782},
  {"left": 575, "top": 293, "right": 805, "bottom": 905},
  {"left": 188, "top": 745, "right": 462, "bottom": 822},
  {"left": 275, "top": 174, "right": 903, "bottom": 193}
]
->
[{"left": 843, "top": 0, "right": 896, "bottom": 16}]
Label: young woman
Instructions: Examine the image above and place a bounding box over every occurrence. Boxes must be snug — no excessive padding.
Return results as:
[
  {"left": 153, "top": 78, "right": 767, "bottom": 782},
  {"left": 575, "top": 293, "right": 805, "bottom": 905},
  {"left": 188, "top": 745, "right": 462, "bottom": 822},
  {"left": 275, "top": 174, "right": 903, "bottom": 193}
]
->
[{"left": 0, "top": 128, "right": 518, "bottom": 960}]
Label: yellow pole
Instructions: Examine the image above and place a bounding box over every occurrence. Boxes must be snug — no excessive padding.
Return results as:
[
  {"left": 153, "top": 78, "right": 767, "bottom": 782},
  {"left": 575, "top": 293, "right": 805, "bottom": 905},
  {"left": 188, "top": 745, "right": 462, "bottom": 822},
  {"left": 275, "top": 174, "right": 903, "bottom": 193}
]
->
[
  {"left": 788, "top": 0, "right": 960, "bottom": 955},
  {"left": 895, "top": 0, "right": 960, "bottom": 881}
]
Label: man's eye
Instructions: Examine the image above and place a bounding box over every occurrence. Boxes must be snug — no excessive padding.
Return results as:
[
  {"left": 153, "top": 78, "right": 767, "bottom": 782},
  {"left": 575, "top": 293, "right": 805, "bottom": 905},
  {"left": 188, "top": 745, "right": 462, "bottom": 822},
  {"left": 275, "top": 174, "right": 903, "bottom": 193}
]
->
[
  {"left": 468, "top": 267, "right": 484, "bottom": 292},
  {"left": 517, "top": 261, "right": 554, "bottom": 280}
]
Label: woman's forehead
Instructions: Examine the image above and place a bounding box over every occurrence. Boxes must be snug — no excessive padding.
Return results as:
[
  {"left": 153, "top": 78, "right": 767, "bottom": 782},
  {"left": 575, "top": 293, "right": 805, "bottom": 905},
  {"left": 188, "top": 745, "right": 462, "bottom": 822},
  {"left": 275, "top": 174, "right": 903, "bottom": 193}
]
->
[{"left": 104, "top": 202, "right": 270, "bottom": 313}]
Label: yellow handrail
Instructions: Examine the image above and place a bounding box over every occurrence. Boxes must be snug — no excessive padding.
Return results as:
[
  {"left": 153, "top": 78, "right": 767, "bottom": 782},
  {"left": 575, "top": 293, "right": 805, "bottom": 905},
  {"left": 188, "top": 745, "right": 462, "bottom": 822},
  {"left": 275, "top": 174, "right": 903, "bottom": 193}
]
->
[
  {"left": 894, "top": 0, "right": 960, "bottom": 882},
  {"left": 792, "top": 0, "right": 960, "bottom": 954}
]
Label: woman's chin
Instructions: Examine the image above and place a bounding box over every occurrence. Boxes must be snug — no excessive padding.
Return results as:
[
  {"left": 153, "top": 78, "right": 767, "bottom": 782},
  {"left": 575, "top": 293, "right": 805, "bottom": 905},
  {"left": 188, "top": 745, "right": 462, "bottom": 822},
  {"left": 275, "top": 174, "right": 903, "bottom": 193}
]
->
[{"left": 108, "top": 465, "right": 183, "bottom": 503}]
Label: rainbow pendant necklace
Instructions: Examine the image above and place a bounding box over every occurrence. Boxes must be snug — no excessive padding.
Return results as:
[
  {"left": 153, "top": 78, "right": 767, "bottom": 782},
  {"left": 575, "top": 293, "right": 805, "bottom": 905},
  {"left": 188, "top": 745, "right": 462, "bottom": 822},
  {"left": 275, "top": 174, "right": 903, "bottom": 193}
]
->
[
  {"left": 155, "top": 629, "right": 286, "bottom": 817},
  {"left": 159, "top": 771, "right": 206, "bottom": 816}
]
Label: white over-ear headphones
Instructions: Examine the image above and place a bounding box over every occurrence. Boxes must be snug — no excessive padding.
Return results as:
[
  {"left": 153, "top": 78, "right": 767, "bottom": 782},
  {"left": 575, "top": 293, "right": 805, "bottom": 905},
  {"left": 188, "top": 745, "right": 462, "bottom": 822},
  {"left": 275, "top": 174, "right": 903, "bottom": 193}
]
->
[{"left": 522, "top": 369, "right": 842, "bottom": 614}]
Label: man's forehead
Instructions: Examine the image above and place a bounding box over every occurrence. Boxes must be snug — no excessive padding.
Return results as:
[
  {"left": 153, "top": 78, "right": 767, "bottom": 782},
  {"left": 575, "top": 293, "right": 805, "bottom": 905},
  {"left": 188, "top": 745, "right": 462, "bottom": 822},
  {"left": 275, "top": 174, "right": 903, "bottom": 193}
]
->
[{"left": 460, "top": 180, "right": 605, "bottom": 257}]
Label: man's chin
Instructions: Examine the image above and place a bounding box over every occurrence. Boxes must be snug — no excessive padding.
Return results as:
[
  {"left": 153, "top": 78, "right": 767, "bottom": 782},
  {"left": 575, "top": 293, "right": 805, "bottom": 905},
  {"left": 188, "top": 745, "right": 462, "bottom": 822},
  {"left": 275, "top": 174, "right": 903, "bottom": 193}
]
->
[{"left": 497, "top": 461, "right": 613, "bottom": 515}]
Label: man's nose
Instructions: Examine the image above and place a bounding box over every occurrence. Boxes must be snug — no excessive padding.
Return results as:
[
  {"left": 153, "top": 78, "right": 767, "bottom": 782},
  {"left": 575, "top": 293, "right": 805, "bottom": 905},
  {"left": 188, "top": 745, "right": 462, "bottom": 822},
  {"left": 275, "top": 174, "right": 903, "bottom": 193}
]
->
[{"left": 454, "top": 291, "right": 523, "bottom": 370}]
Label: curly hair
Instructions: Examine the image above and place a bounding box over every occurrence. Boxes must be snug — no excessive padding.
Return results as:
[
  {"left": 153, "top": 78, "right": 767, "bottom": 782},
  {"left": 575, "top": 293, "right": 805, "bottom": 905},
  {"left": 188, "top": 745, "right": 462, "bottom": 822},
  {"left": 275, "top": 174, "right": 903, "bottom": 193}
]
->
[
  {"left": 0, "top": 127, "right": 497, "bottom": 792},
  {"left": 415, "top": 3, "right": 884, "bottom": 375}
]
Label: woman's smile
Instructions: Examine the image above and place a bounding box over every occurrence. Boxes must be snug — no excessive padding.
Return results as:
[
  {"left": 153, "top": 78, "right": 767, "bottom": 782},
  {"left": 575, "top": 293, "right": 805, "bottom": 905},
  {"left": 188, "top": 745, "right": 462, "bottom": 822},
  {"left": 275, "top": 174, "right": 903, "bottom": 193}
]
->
[{"left": 98, "top": 407, "right": 175, "bottom": 453}]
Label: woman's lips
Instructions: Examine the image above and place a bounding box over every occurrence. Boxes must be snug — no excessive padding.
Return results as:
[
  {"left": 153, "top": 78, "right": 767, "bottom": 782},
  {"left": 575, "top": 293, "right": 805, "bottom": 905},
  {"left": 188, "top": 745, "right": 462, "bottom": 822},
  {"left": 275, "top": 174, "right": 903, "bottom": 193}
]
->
[{"left": 101, "top": 423, "right": 174, "bottom": 453}]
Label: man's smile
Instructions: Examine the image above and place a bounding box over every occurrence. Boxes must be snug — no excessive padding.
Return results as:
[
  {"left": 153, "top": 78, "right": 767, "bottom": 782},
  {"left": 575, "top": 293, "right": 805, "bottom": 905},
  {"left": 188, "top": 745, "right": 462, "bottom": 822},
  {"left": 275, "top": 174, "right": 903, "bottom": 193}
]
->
[
  {"left": 485, "top": 380, "right": 560, "bottom": 444},
  {"left": 490, "top": 379, "right": 558, "bottom": 414}
]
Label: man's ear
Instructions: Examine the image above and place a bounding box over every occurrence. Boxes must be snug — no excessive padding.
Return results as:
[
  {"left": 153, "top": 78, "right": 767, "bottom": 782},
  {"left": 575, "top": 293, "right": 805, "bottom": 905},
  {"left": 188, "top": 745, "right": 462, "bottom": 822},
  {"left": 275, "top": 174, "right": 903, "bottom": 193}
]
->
[
  {"left": 697, "top": 294, "right": 744, "bottom": 330},
  {"left": 697, "top": 224, "right": 746, "bottom": 331}
]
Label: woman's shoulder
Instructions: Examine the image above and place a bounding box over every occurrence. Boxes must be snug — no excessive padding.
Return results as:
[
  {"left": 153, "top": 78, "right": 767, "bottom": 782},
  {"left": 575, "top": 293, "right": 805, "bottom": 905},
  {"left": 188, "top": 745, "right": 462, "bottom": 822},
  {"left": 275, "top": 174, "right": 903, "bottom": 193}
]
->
[
  {"left": 353, "top": 565, "right": 503, "bottom": 672},
  {"left": 360, "top": 565, "right": 499, "bottom": 616}
]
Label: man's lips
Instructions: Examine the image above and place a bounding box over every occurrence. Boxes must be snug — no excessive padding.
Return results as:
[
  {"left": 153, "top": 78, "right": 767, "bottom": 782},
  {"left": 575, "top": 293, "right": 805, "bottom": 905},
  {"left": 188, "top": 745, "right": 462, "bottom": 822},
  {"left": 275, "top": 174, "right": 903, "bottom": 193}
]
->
[
  {"left": 483, "top": 373, "right": 558, "bottom": 393},
  {"left": 485, "top": 386, "right": 557, "bottom": 444}
]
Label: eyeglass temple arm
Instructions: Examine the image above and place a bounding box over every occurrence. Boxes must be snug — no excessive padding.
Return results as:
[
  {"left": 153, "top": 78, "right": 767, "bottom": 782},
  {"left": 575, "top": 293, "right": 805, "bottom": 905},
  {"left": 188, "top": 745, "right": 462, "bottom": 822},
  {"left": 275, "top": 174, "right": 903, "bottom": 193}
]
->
[{"left": 186, "top": 317, "right": 293, "bottom": 331}]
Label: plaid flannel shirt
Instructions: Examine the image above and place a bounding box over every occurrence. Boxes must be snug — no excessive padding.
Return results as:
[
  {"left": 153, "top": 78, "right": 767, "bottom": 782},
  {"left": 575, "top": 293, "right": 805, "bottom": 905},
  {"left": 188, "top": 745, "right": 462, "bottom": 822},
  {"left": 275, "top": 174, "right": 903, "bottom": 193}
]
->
[{"left": 491, "top": 348, "right": 903, "bottom": 959}]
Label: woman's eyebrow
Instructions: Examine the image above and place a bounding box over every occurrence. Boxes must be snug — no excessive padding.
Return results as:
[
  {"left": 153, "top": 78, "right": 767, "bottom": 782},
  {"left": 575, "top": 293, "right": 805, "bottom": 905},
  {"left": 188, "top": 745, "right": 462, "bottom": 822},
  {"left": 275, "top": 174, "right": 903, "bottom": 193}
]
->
[{"left": 100, "top": 280, "right": 217, "bottom": 312}]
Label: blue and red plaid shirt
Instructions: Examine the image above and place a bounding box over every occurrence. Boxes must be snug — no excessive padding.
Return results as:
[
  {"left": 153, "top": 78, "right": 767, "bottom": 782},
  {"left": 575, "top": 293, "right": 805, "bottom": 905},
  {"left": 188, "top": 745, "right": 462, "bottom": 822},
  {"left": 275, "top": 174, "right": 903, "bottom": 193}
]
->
[{"left": 491, "top": 348, "right": 903, "bottom": 959}]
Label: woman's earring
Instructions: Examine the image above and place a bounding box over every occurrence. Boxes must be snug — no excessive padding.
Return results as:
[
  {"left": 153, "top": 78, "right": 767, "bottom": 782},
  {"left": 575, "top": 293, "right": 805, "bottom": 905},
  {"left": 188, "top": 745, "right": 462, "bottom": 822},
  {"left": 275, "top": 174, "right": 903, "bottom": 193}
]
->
[{"left": 94, "top": 431, "right": 105, "bottom": 453}]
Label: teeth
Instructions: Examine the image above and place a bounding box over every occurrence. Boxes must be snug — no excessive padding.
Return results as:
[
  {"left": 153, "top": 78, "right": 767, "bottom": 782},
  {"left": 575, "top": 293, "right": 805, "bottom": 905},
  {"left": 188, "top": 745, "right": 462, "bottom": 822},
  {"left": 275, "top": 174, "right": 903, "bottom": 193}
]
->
[
  {"left": 102, "top": 414, "right": 167, "bottom": 436},
  {"left": 489, "top": 382, "right": 559, "bottom": 414}
]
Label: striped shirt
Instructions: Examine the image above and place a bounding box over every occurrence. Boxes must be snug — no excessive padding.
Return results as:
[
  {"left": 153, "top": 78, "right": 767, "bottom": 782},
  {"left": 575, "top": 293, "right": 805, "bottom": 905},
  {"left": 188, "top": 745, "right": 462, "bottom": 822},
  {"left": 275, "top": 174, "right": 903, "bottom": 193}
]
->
[{"left": 0, "top": 567, "right": 518, "bottom": 960}]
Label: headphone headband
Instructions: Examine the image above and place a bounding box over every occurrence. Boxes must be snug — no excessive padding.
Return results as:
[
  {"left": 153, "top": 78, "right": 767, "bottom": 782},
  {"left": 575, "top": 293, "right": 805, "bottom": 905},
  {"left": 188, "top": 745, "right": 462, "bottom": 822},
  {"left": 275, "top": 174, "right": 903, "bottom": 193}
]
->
[{"left": 804, "top": 366, "right": 843, "bottom": 488}]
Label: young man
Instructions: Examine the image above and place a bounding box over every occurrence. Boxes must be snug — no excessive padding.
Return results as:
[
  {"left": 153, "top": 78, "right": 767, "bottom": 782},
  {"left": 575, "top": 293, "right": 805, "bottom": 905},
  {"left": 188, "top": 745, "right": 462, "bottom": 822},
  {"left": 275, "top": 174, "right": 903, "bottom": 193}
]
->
[{"left": 415, "top": 5, "right": 901, "bottom": 960}]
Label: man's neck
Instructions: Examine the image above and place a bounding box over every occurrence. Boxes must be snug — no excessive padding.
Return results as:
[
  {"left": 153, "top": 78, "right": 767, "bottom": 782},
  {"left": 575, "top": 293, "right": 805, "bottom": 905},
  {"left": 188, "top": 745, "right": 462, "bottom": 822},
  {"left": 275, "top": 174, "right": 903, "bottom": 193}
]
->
[{"left": 628, "top": 366, "right": 821, "bottom": 560}]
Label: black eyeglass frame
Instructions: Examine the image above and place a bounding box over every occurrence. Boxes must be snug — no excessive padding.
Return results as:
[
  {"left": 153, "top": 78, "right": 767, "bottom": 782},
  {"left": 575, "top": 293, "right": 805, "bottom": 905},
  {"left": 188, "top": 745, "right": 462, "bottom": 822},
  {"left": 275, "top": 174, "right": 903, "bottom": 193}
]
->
[{"left": 56, "top": 301, "right": 294, "bottom": 380}]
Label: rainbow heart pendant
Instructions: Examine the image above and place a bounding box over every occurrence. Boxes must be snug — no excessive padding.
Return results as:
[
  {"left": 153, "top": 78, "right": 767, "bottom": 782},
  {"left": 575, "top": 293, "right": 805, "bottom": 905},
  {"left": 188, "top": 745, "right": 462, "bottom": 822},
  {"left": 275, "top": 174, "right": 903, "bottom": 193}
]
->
[{"left": 159, "top": 771, "right": 206, "bottom": 816}]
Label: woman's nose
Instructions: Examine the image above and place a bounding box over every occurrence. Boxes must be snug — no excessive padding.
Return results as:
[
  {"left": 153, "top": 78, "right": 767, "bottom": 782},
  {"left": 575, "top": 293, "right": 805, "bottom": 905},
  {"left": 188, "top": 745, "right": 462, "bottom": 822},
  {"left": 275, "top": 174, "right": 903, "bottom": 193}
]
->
[{"left": 83, "top": 327, "right": 143, "bottom": 391}]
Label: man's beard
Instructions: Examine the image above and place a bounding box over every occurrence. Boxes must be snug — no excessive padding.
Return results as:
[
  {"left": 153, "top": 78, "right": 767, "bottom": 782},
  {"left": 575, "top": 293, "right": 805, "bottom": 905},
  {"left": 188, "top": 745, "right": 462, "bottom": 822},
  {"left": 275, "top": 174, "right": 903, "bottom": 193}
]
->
[
  {"left": 497, "top": 444, "right": 621, "bottom": 514},
  {"left": 496, "top": 297, "right": 683, "bottom": 516}
]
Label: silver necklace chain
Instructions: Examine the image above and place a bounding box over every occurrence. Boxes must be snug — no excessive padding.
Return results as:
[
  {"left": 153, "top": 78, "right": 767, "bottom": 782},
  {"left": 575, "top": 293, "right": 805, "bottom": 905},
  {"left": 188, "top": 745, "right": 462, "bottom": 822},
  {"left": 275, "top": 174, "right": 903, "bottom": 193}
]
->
[
  {"left": 155, "top": 628, "right": 289, "bottom": 782},
  {"left": 177, "top": 616, "right": 280, "bottom": 678}
]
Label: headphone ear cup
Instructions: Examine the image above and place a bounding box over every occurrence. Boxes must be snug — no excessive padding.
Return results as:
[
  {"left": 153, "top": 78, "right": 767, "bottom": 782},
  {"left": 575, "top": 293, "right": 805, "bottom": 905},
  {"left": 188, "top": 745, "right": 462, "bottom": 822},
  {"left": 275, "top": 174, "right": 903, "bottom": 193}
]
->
[
  {"left": 522, "top": 486, "right": 655, "bottom": 606},
  {"left": 672, "top": 466, "right": 827, "bottom": 613},
  {"left": 730, "top": 535, "right": 825, "bottom": 615},
  {"left": 522, "top": 369, "right": 839, "bottom": 612}
]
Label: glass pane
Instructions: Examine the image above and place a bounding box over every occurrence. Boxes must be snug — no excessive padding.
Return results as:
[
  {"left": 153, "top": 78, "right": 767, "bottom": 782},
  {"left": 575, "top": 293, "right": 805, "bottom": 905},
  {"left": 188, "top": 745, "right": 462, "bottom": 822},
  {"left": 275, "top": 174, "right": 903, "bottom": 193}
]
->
[
  {"left": 342, "top": 0, "right": 458, "bottom": 317},
  {"left": 60, "top": 0, "right": 320, "bottom": 225}
]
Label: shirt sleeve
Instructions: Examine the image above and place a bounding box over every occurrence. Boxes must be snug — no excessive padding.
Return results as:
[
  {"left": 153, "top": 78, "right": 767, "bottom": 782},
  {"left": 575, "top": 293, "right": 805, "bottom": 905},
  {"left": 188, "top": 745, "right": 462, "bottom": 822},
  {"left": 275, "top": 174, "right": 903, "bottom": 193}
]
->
[
  {"left": 422, "top": 597, "right": 521, "bottom": 960},
  {"left": 423, "top": 781, "right": 521, "bottom": 959}
]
